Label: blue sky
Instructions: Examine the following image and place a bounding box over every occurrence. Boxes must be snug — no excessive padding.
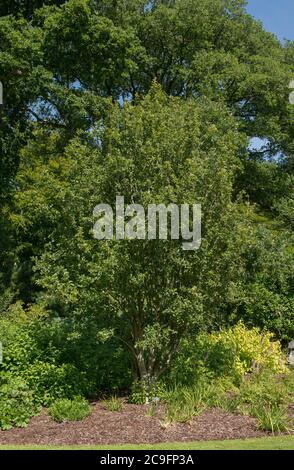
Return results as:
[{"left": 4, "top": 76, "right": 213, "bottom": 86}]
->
[
  {"left": 246, "top": 0, "right": 294, "bottom": 41},
  {"left": 246, "top": 1, "right": 293, "bottom": 152}
]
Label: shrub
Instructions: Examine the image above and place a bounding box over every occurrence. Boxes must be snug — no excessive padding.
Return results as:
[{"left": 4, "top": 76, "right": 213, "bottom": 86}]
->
[
  {"left": 163, "top": 367, "right": 294, "bottom": 432},
  {"left": 24, "top": 361, "right": 87, "bottom": 405},
  {"left": 169, "top": 323, "right": 288, "bottom": 385},
  {"left": 206, "top": 323, "right": 288, "bottom": 379},
  {"left": 0, "top": 306, "right": 132, "bottom": 406},
  {"left": 0, "top": 313, "right": 87, "bottom": 405},
  {"left": 235, "top": 371, "right": 289, "bottom": 409},
  {"left": 48, "top": 397, "right": 91, "bottom": 423},
  {"left": 0, "top": 373, "right": 39, "bottom": 430}
]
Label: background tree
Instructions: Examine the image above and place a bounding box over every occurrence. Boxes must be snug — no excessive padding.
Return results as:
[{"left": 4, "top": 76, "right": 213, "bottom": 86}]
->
[{"left": 0, "top": 1, "right": 66, "bottom": 19}]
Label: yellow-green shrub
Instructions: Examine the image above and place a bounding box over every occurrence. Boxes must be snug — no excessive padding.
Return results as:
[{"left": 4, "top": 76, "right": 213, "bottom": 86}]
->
[
  {"left": 169, "top": 323, "right": 288, "bottom": 385},
  {"left": 206, "top": 322, "right": 288, "bottom": 379}
]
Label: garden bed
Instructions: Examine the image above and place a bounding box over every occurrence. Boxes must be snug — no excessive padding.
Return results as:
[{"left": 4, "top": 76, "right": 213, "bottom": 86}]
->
[{"left": 0, "top": 402, "right": 290, "bottom": 446}]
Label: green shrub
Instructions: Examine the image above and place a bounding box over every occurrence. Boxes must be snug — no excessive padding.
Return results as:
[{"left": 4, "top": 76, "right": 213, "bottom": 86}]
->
[
  {"left": 237, "top": 371, "right": 289, "bottom": 408},
  {"left": 0, "top": 373, "right": 39, "bottom": 430},
  {"left": 169, "top": 323, "right": 288, "bottom": 385},
  {"left": 48, "top": 397, "right": 91, "bottom": 423},
  {"left": 24, "top": 361, "right": 87, "bottom": 405},
  {"left": 0, "top": 305, "right": 132, "bottom": 405},
  {"left": 206, "top": 323, "right": 288, "bottom": 379},
  {"left": 0, "top": 314, "right": 87, "bottom": 405},
  {"left": 103, "top": 396, "right": 123, "bottom": 412}
]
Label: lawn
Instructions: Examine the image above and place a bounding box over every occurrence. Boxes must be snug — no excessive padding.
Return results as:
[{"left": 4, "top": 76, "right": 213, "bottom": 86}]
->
[{"left": 0, "top": 436, "right": 294, "bottom": 450}]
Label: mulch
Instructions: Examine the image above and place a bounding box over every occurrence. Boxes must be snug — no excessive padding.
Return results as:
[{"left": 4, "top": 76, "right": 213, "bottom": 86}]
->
[{"left": 0, "top": 402, "right": 272, "bottom": 446}]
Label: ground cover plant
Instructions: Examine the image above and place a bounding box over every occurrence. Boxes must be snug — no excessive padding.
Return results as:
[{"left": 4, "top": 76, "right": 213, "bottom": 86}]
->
[{"left": 48, "top": 398, "right": 91, "bottom": 423}]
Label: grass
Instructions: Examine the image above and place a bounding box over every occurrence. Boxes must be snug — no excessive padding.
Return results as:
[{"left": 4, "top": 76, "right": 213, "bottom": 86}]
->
[
  {"left": 0, "top": 436, "right": 294, "bottom": 450},
  {"left": 163, "top": 370, "right": 294, "bottom": 433},
  {"left": 102, "top": 396, "right": 123, "bottom": 412}
]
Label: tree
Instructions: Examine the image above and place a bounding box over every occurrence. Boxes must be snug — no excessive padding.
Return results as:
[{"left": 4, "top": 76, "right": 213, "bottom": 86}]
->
[
  {"left": 2, "top": 0, "right": 293, "bottom": 198},
  {"left": 14, "top": 85, "right": 251, "bottom": 384},
  {"left": 0, "top": 1, "right": 66, "bottom": 19}
]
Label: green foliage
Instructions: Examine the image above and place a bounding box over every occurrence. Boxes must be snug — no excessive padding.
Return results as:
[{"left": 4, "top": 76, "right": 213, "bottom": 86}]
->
[
  {"left": 0, "top": 1, "right": 66, "bottom": 19},
  {"left": 222, "top": 370, "right": 294, "bottom": 433},
  {"left": 103, "top": 396, "right": 123, "bottom": 412},
  {"left": 228, "top": 370, "right": 293, "bottom": 411},
  {"left": 228, "top": 227, "right": 294, "bottom": 342},
  {"left": 206, "top": 323, "right": 288, "bottom": 379},
  {"left": 28, "top": 84, "right": 251, "bottom": 383},
  {"left": 0, "top": 373, "right": 38, "bottom": 430},
  {"left": 23, "top": 362, "right": 86, "bottom": 406},
  {"left": 164, "top": 376, "right": 237, "bottom": 423},
  {"left": 236, "top": 162, "right": 293, "bottom": 211},
  {"left": 165, "top": 385, "right": 207, "bottom": 423},
  {"left": 48, "top": 397, "right": 91, "bottom": 423},
  {"left": 1, "top": 0, "right": 293, "bottom": 342},
  {"left": 252, "top": 404, "right": 290, "bottom": 434},
  {"left": 129, "top": 380, "right": 166, "bottom": 404},
  {"left": 0, "top": 308, "right": 85, "bottom": 404},
  {"left": 145, "top": 401, "right": 158, "bottom": 417},
  {"left": 0, "top": 305, "right": 132, "bottom": 404},
  {"left": 169, "top": 323, "right": 288, "bottom": 386},
  {"left": 163, "top": 369, "right": 294, "bottom": 433},
  {"left": 0, "top": 0, "right": 294, "bottom": 427}
]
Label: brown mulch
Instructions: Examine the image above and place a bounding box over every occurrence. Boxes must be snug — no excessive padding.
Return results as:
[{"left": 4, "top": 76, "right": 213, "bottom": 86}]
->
[
  {"left": 288, "top": 404, "right": 294, "bottom": 420},
  {"left": 0, "top": 402, "right": 268, "bottom": 446}
]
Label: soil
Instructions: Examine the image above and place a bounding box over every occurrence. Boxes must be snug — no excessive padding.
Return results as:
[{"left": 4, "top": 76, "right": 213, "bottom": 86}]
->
[{"left": 0, "top": 402, "right": 275, "bottom": 446}]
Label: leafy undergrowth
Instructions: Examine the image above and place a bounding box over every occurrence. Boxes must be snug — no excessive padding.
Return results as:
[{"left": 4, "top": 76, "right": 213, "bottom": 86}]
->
[
  {"left": 48, "top": 398, "right": 91, "bottom": 423},
  {"left": 162, "top": 370, "right": 294, "bottom": 433},
  {"left": 0, "top": 374, "right": 40, "bottom": 430}
]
